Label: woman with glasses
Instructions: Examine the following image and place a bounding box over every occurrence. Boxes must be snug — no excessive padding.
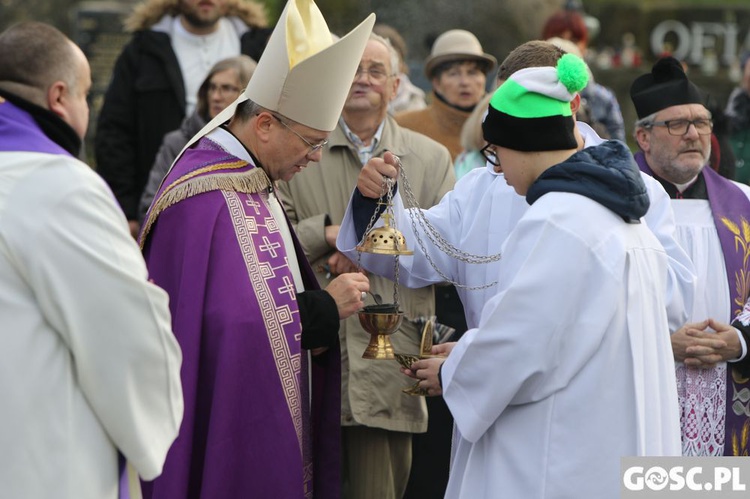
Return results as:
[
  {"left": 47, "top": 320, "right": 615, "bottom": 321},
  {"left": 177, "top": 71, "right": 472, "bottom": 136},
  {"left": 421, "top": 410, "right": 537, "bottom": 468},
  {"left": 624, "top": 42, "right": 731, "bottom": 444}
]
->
[
  {"left": 396, "top": 29, "right": 496, "bottom": 161},
  {"left": 138, "top": 55, "right": 256, "bottom": 223}
]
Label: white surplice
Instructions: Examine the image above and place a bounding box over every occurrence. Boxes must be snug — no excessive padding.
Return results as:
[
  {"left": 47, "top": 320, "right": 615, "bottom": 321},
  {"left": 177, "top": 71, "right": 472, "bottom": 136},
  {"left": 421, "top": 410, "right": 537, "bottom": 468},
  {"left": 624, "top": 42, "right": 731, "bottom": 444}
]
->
[
  {"left": 336, "top": 131, "right": 686, "bottom": 497},
  {"left": 669, "top": 182, "right": 750, "bottom": 456},
  {"left": 338, "top": 123, "right": 696, "bottom": 333},
  {"left": 0, "top": 151, "right": 183, "bottom": 499},
  {"left": 440, "top": 191, "right": 681, "bottom": 498}
]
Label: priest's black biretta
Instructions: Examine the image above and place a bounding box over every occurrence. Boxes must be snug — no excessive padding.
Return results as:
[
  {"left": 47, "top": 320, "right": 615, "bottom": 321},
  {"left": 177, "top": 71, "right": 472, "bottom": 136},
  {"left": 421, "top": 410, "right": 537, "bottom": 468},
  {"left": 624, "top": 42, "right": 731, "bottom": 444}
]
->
[{"left": 630, "top": 56, "right": 705, "bottom": 119}]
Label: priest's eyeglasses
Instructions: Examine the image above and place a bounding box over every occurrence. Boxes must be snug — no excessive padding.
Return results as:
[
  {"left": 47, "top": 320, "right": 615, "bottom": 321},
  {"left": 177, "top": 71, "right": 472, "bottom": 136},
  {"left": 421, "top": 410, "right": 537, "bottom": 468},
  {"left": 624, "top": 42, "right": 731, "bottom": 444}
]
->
[
  {"left": 480, "top": 144, "right": 501, "bottom": 167},
  {"left": 647, "top": 118, "right": 713, "bottom": 136},
  {"left": 271, "top": 114, "right": 329, "bottom": 154}
]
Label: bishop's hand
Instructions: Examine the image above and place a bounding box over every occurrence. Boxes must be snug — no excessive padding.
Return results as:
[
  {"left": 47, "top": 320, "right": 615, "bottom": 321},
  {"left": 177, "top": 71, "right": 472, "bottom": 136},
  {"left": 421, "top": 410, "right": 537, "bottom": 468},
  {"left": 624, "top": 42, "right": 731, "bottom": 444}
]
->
[{"left": 325, "top": 272, "right": 369, "bottom": 319}]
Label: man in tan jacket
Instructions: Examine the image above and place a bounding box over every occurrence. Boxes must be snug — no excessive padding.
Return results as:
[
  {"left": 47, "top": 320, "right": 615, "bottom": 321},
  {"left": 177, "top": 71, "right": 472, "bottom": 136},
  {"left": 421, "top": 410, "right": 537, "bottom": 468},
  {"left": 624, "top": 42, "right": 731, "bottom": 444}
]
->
[{"left": 277, "top": 34, "right": 454, "bottom": 499}]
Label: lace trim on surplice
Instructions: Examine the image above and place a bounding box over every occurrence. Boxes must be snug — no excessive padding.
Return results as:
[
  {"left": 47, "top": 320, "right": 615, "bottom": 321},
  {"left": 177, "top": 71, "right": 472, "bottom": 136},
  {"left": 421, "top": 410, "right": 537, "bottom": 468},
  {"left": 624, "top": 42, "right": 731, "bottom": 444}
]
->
[{"left": 677, "top": 363, "right": 727, "bottom": 456}]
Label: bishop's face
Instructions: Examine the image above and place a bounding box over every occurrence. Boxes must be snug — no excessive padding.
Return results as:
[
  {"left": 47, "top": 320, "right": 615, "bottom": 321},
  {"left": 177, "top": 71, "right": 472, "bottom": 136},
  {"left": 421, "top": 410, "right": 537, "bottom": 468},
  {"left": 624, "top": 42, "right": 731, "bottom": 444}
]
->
[{"left": 264, "top": 114, "right": 329, "bottom": 182}]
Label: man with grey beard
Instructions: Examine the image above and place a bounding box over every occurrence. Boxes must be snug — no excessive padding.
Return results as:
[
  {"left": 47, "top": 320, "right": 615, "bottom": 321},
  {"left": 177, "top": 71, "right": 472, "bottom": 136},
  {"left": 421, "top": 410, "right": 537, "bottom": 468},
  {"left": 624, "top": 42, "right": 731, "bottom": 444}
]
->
[{"left": 631, "top": 56, "right": 750, "bottom": 457}]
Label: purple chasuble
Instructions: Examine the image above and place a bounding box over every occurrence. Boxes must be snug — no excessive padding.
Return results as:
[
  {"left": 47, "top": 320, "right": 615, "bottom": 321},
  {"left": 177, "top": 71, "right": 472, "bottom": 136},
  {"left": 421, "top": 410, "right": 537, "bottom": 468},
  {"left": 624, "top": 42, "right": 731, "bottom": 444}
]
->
[
  {"left": 141, "top": 137, "right": 341, "bottom": 498},
  {"left": 636, "top": 151, "right": 750, "bottom": 455},
  {"left": 0, "top": 99, "right": 70, "bottom": 156}
]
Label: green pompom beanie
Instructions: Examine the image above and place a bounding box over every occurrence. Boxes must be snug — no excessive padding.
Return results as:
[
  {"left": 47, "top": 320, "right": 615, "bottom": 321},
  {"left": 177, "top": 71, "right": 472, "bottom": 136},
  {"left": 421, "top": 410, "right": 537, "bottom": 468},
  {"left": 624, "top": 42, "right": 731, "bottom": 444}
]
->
[{"left": 482, "top": 53, "right": 589, "bottom": 152}]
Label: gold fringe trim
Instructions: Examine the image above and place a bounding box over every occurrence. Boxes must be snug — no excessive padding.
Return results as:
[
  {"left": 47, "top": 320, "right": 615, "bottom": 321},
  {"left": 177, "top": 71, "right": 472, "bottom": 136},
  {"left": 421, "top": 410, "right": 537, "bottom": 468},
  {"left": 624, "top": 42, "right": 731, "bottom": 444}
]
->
[
  {"left": 159, "top": 159, "right": 248, "bottom": 197},
  {"left": 139, "top": 167, "right": 271, "bottom": 249}
]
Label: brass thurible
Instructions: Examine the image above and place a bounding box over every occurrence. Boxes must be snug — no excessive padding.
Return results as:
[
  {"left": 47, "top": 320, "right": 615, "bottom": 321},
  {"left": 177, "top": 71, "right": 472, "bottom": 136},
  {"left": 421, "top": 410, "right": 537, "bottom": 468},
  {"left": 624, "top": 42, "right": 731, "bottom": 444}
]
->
[{"left": 356, "top": 181, "right": 408, "bottom": 360}]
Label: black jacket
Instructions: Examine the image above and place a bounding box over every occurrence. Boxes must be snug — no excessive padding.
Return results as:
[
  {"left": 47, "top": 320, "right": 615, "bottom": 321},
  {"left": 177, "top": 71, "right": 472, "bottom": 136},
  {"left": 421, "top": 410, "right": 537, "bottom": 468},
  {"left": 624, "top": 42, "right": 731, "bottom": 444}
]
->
[
  {"left": 94, "top": 26, "right": 270, "bottom": 220},
  {"left": 526, "top": 140, "right": 650, "bottom": 223}
]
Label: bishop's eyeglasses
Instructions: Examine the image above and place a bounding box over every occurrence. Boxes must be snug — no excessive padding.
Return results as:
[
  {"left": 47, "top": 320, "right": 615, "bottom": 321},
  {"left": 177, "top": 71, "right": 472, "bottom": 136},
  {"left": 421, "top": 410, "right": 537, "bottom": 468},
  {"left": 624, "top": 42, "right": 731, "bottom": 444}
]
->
[{"left": 271, "top": 114, "right": 328, "bottom": 155}]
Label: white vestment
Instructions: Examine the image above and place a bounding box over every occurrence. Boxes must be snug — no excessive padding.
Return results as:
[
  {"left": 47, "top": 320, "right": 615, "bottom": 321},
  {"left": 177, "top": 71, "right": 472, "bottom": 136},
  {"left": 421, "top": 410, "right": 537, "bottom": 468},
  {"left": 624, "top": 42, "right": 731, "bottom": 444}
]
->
[
  {"left": 0, "top": 151, "right": 184, "bottom": 499},
  {"left": 440, "top": 192, "right": 681, "bottom": 498},
  {"left": 338, "top": 123, "right": 696, "bottom": 332},
  {"left": 337, "top": 134, "right": 685, "bottom": 497},
  {"left": 669, "top": 182, "right": 750, "bottom": 456}
]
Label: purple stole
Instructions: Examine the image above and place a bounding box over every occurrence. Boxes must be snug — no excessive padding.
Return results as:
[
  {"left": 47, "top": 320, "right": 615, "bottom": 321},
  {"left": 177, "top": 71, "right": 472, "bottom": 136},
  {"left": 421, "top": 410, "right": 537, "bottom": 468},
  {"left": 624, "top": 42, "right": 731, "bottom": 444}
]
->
[
  {"left": 141, "top": 138, "right": 340, "bottom": 498},
  {"left": 636, "top": 152, "right": 750, "bottom": 455},
  {"left": 0, "top": 99, "right": 70, "bottom": 155}
]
